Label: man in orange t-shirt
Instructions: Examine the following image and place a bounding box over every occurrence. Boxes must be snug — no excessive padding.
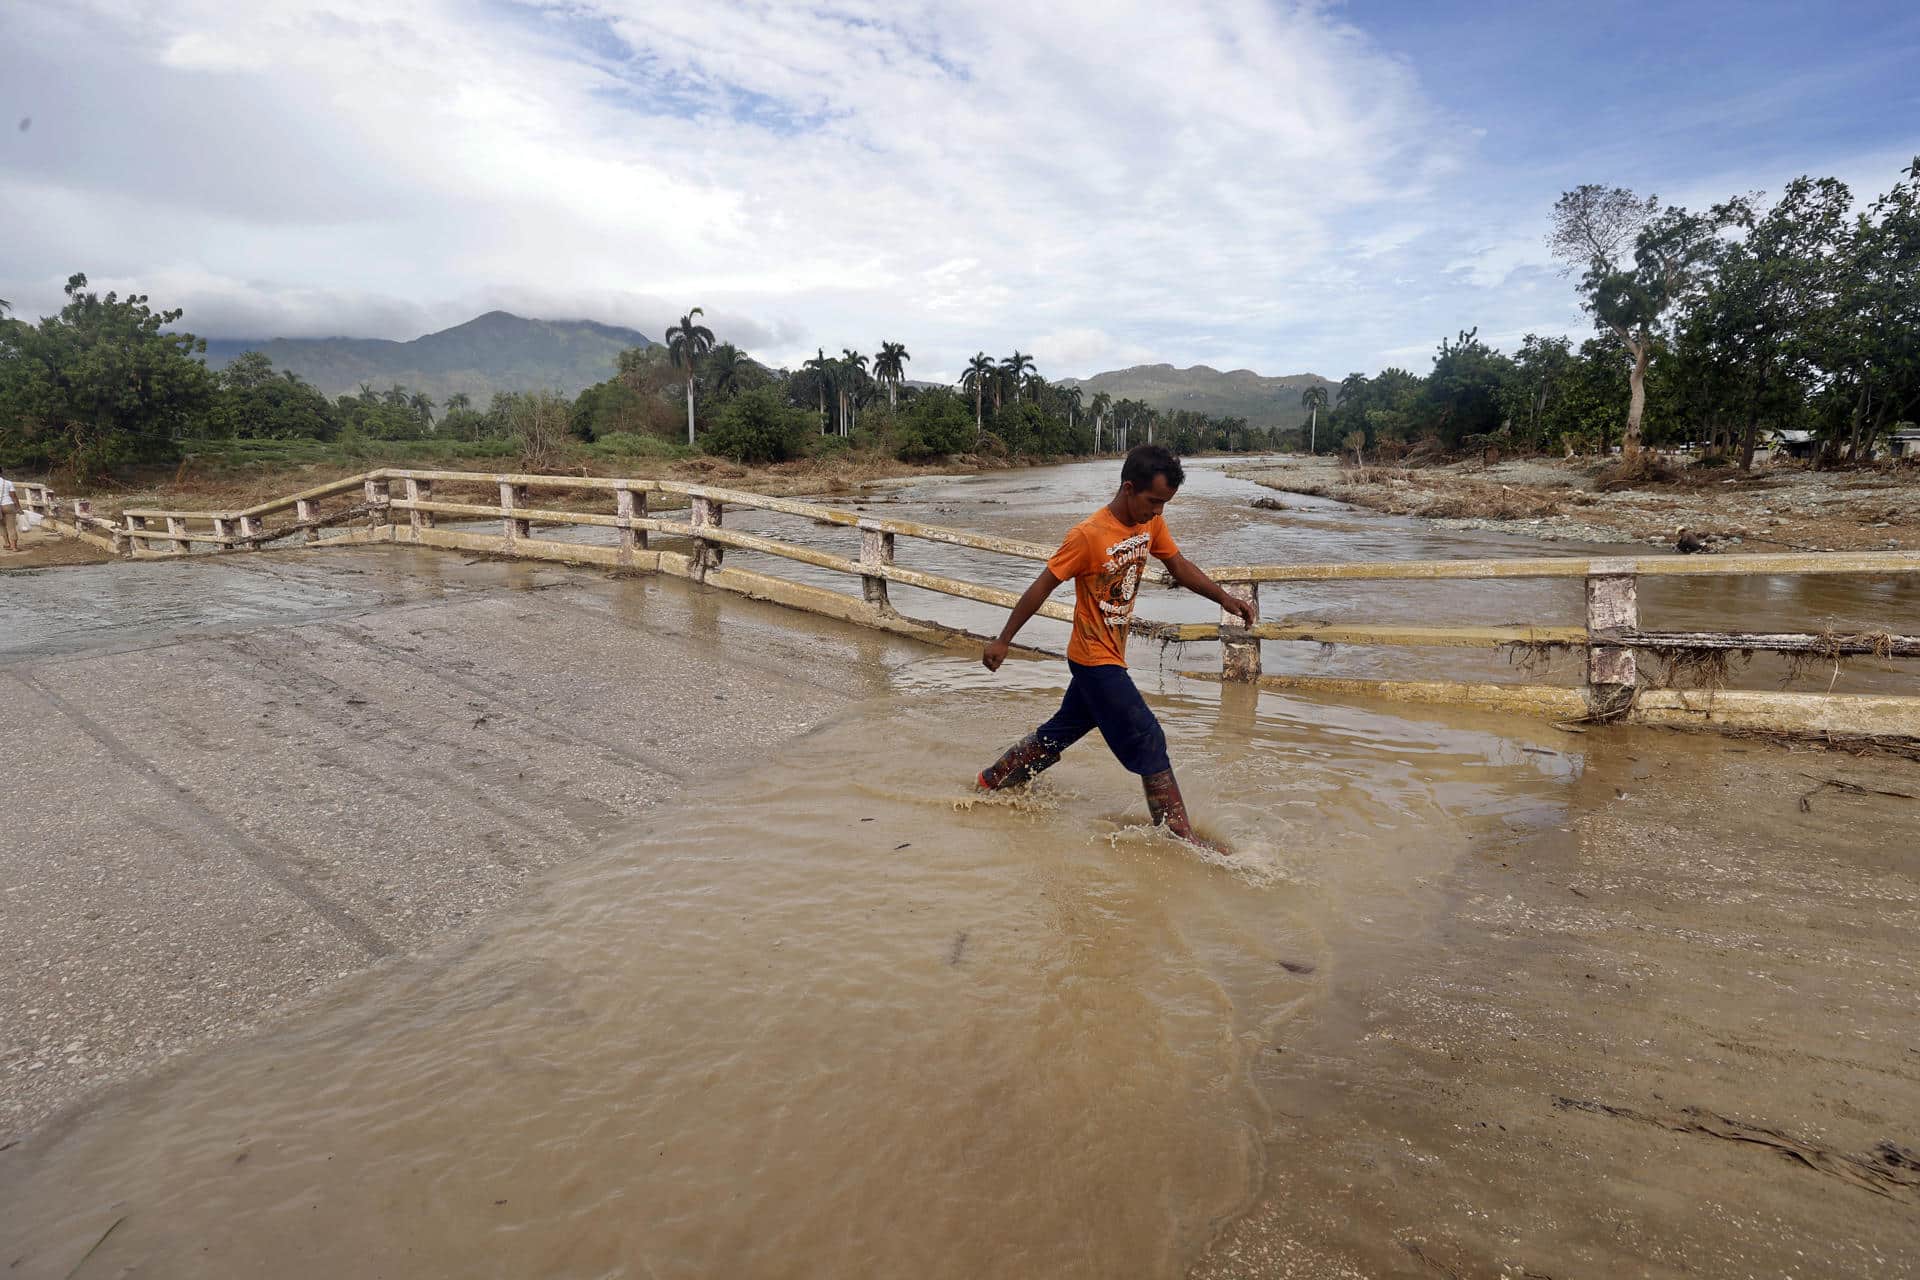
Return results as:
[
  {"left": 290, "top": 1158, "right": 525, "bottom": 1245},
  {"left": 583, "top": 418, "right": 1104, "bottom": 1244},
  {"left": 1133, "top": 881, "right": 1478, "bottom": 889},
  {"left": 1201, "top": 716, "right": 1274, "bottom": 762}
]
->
[{"left": 977, "top": 444, "right": 1256, "bottom": 844}]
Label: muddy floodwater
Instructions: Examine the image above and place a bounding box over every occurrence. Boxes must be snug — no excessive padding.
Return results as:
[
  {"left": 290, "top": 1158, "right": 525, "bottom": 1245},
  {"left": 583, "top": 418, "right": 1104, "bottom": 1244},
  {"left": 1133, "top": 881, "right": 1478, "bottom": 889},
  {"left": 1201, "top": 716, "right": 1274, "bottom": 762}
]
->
[{"left": 4, "top": 459, "right": 1917, "bottom": 1277}]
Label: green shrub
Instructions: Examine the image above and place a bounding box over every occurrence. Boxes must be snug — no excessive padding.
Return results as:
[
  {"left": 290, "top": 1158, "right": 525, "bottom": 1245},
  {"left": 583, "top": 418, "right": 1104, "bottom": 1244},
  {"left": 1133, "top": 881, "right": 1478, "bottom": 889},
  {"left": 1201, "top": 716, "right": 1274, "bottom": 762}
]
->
[
  {"left": 588, "top": 432, "right": 691, "bottom": 460},
  {"left": 701, "top": 386, "right": 810, "bottom": 464},
  {"left": 894, "top": 390, "right": 976, "bottom": 461}
]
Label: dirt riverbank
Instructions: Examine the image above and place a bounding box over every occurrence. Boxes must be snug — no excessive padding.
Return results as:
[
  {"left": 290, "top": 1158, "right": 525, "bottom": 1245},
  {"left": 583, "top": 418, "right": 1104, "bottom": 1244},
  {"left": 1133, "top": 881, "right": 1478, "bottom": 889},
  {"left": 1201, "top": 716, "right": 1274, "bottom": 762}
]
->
[{"left": 1235, "top": 456, "right": 1920, "bottom": 553}]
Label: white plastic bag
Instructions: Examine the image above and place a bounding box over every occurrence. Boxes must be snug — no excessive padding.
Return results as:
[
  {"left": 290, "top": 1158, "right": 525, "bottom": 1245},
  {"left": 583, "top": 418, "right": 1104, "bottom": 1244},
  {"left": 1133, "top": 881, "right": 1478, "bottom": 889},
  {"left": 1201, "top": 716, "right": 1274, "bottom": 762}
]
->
[{"left": 20, "top": 510, "right": 43, "bottom": 530}]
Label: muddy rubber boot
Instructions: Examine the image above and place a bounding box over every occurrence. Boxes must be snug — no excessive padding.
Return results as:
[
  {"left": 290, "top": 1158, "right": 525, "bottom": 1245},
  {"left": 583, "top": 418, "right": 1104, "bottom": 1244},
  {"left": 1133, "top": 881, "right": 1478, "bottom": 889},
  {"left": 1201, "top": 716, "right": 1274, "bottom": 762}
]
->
[
  {"left": 977, "top": 734, "right": 1062, "bottom": 791},
  {"left": 1142, "top": 769, "right": 1197, "bottom": 841}
]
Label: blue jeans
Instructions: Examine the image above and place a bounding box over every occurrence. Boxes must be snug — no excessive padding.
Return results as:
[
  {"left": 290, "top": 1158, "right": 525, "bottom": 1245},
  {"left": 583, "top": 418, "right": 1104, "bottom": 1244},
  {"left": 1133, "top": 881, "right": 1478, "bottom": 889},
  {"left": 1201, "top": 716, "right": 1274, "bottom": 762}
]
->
[{"left": 1033, "top": 661, "right": 1172, "bottom": 777}]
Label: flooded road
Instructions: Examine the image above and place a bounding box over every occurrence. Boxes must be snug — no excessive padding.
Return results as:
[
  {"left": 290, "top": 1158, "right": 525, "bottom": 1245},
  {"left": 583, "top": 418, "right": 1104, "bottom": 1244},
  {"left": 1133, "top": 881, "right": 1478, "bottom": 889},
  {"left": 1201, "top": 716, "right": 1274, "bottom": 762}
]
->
[{"left": 4, "top": 458, "right": 1917, "bottom": 1277}]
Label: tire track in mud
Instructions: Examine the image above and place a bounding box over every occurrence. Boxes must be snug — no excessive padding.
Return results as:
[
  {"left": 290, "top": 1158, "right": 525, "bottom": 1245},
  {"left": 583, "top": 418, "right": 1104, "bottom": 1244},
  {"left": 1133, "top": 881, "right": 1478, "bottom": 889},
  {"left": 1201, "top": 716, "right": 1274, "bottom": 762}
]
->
[
  {"left": 4, "top": 668, "right": 393, "bottom": 959},
  {"left": 312, "top": 618, "right": 691, "bottom": 782}
]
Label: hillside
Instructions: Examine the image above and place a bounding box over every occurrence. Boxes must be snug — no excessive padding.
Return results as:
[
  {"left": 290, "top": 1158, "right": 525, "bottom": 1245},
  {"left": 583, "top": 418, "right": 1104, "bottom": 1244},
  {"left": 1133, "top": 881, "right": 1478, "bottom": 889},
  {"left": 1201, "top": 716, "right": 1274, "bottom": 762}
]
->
[
  {"left": 201, "top": 311, "right": 655, "bottom": 402},
  {"left": 1061, "top": 364, "right": 1334, "bottom": 429}
]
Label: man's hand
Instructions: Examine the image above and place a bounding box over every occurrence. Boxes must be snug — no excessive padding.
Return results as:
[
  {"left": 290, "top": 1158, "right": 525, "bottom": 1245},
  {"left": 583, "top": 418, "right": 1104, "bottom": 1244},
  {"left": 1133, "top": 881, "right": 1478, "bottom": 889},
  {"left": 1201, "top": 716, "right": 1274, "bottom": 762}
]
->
[
  {"left": 1220, "top": 593, "right": 1257, "bottom": 628},
  {"left": 982, "top": 638, "right": 1010, "bottom": 672}
]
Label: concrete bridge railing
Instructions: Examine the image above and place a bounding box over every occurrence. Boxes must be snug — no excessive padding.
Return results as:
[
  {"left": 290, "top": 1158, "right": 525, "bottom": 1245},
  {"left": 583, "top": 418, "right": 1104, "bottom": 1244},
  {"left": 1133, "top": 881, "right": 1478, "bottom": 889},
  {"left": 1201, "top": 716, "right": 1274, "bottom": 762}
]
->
[{"left": 19, "top": 471, "right": 1920, "bottom": 742}]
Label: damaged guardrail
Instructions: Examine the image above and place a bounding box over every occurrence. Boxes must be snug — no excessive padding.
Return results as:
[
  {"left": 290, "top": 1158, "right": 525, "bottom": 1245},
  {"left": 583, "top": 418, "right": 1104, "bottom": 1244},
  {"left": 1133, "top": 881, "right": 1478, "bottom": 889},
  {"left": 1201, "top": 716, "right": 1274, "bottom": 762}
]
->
[{"left": 19, "top": 470, "right": 1920, "bottom": 741}]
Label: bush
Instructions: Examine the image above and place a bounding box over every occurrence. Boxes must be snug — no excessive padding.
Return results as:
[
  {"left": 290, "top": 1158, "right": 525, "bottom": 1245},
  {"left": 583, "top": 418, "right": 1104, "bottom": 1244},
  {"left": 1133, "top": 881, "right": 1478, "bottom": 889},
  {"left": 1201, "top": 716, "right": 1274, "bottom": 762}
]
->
[
  {"left": 587, "top": 432, "right": 690, "bottom": 461},
  {"left": 496, "top": 390, "right": 572, "bottom": 471},
  {"left": 894, "top": 391, "right": 975, "bottom": 461},
  {"left": 702, "top": 387, "right": 810, "bottom": 463},
  {"left": 989, "top": 401, "right": 1085, "bottom": 457}
]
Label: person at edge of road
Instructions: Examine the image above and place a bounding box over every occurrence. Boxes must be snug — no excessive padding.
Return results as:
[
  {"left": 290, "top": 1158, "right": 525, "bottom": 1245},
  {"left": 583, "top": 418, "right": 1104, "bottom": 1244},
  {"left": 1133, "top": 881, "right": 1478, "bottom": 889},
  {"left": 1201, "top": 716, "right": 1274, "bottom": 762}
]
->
[
  {"left": 976, "top": 444, "right": 1256, "bottom": 847},
  {"left": 0, "top": 468, "right": 20, "bottom": 553}
]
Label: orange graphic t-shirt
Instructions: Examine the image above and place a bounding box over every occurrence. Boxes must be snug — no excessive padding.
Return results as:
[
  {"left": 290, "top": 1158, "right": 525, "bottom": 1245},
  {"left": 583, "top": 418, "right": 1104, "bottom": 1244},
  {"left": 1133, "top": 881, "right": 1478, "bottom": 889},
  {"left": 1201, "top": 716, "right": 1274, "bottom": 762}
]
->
[{"left": 1046, "top": 508, "right": 1179, "bottom": 668}]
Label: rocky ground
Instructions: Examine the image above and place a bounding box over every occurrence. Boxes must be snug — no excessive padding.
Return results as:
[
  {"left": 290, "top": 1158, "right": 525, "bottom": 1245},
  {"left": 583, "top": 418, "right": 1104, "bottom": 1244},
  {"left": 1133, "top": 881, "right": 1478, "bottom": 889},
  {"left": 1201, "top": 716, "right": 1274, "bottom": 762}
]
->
[{"left": 1235, "top": 455, "right": 1920, "bottom": 553}]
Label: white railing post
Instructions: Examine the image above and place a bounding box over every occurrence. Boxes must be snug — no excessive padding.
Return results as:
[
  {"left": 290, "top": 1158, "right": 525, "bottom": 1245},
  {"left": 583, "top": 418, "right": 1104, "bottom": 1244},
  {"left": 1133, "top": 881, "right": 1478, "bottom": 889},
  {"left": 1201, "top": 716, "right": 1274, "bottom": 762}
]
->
[
  {"left": 404, "top": 477, "right": 432, "bottom": 535},
  {"left": 1220, "top": 581, "right": 1261, "bottom": 682},
  {"left": 690, "top": 495, "right": 722, "bottom": 576},
  {"left": 212, "top": 515, "right": 231, "bottom": 551},
  {"left": 499, "top": 477, "right": 529, "bottom": 545},
  {"left": 165, "top": 516, "right": 188, "bottom": 555},
  {"left": 859, "top": 519, "right": 895, "bottom": 612},
  {"left": 296, "top": 499, "right": 319, "bottom": 545},
  {"left": 238, "top": 514, "right": 263, "bottom": 550},
  {"left": 1585, "top": 559, "right": 1639, "bottom": 714},
  {"left": 364, "top": 476, "right": 392, "bottom": 538},
  {"left": 615, "top": 487, "right": 649, "bottom": 568}
]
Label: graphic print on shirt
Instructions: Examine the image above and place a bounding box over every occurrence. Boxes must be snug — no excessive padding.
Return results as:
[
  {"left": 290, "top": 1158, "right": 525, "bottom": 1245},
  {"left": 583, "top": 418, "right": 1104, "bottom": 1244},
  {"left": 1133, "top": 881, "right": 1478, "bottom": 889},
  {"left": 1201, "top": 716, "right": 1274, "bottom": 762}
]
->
[{"left": 1094, "top": 530, "right": 1152, "bottom": 635}]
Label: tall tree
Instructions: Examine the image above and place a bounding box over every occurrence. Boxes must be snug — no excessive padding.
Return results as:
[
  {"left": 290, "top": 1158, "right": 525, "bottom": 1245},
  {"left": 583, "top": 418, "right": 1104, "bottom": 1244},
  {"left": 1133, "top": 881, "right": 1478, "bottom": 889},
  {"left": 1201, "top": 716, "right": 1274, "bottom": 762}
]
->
[
  {"left": 666, "top": 307, "right": 715, "bottom": 444},
  {"left": 873, "top": 340, "right": 910, "bottom": 408},
  {"left": 1501, "top": 335, "right": 1576, "bottom": 449},
  {"left": 1299, "top": 385, "right": 1328, "bottom": 453},
  {"left": 999, "top": 351, "right": 1035, "bottom": 405},
  {"left": 1089, "top": 391, "right": 1112, "bottom": 452},
  {"left": 802, "top": 347, "right": 833, "bottom": 432},
  {"left": 962, "top": 353, "right": 995, "bottom": 434},
  {"left": 1550, "top": 186, "right": 1727, "bottom": 456},
  {"left": 839, "top": 349, "right": 868, "bottom": 435},
  {"left": 1806, "top": 161, "right": 1920, "bottom": 462},
  {"left": 1057, "top": 383, "right": 1082, "bottom": 434},
  {"left": 408, "top": 390, "right": 436, "bottom": 430},
  {"left": 0, "top": 272, "right": 212, "bottom": 478},
  {"left": 706, "top": 342, "right": 752, "bottom": 400}
]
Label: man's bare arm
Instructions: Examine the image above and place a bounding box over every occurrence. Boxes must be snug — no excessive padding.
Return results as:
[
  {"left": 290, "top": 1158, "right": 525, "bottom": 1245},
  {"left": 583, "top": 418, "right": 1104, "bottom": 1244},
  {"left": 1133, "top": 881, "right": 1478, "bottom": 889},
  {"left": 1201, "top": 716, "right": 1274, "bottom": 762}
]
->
[
  {"left": 1162, "top": 553, "right": 1256, "bottom": 626},
  {"left": 982, "top": 566, "right": 1062, "bottom": 671}
]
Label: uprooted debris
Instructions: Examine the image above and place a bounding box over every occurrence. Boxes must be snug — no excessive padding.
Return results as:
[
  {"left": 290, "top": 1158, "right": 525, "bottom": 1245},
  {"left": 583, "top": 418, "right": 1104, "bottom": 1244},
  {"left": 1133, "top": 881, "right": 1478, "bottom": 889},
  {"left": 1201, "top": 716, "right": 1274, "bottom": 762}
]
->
[{"left": 1554, "top": 1096, "right": 1920, "bottom": 1203}]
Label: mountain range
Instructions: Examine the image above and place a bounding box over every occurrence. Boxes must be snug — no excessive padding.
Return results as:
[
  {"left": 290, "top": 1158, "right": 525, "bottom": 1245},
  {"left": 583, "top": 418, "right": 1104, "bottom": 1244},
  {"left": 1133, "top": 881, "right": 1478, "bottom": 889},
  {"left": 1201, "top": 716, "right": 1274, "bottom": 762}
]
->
[
  {"left": 1061, "top": 365, "right": 1335, "bottom": 429},
  {"left": 201, "top": 311, "right": 655, "bottom": 402},
  {"left": 201, "top": 312, "right": 1332, "bottom": 423}
]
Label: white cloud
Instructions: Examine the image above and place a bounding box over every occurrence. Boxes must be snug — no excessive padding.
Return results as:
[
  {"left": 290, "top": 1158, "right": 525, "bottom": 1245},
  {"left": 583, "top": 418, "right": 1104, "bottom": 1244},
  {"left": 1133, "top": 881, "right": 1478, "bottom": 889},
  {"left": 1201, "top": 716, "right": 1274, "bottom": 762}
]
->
[{"left": 1, "top": 0, "right": 1500, "bottom": 376}]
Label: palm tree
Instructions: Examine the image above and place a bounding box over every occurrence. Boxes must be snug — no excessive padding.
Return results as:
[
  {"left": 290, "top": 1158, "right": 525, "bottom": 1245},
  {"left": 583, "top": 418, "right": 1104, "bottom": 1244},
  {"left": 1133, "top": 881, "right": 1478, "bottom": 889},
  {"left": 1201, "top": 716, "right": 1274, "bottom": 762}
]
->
[
  {"left": 666, "top": 307, "right": 716, "bottom": 444},
  {"left": 707, "top": 343, "right": 751, "bottom": 399},
  {"left": 956, "top": 355, "right": 990, "bottom": 435},
  {"left": 839, "top": 349, "right": 868, "bottom": 436},
  {"left": 873, "top": 340, "right": 910, "bottom": 408},
  {"left": 1058, "top": 383, "right": 1083, "bottom": 434},
  {"left": 1090, "top": 391, "right": 1113, "bottom": 452},
  {"left": 803, "top": 348, "right": 833, "bottom": 433},
  {"left": 1337, "top": 372, "right": 1369, "bottom": 406},
  {"left": 1300, "top": 384, "right": 1330, "bottom": 454},
  {"left": 1000, "top": 351, "right": 1035, "bottom": 404},
  {"left": 409, "top": 391, "right": 437, "bottom": 430},
  {"left": 444, "top": 392, "right": 473, "bottom": 415}
]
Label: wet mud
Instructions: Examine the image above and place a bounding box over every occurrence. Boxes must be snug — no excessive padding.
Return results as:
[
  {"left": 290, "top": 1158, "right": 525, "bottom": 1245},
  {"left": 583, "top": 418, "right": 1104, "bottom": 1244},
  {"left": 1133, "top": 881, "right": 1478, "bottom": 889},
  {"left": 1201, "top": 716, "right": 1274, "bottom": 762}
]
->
[{"left": 4, "top": 458, "right": 1917, "bottom": 1277}]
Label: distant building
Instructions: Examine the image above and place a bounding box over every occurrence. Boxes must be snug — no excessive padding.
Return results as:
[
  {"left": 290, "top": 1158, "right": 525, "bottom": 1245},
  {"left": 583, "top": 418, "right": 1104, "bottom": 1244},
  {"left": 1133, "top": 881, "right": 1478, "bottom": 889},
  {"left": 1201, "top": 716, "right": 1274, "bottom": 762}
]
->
[
  {"left": 1765, "top": 428, "right": 1817, "bottom": 460},
  {"left": 1889, "top": 425, "right": 1920, "bottom": 459}
]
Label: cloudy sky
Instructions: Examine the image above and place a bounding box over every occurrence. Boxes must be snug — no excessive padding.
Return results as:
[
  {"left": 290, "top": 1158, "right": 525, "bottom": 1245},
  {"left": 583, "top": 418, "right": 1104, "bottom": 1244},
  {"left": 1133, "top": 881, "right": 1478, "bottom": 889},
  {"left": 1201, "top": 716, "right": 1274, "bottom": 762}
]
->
[{"left": 3, "top": 1, "right": 1915, "bottom": 383}]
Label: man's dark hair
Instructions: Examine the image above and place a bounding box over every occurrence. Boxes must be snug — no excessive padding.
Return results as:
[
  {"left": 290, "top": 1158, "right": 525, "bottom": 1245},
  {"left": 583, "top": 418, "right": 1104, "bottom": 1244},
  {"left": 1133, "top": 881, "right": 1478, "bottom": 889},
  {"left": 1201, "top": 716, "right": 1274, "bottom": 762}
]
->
[{"left": 1120, "top": 443, "right": 1184, "bottom": 492}]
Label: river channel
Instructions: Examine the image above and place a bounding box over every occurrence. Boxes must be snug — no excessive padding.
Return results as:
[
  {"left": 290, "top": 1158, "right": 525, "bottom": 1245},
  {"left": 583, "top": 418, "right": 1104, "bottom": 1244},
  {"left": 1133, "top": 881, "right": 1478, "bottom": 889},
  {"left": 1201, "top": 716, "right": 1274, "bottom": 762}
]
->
[{"left": 3, "top": 457, "right": 1916, "bottom": 1277}]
